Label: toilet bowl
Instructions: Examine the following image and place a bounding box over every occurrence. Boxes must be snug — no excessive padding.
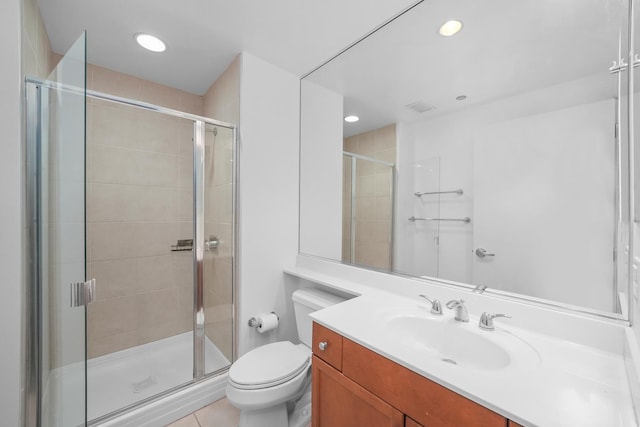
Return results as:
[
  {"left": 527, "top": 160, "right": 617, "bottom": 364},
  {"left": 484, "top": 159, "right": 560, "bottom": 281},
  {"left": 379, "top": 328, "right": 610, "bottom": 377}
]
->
[{"left": 226, "top": 288, "right": 347, "bottom": 427}]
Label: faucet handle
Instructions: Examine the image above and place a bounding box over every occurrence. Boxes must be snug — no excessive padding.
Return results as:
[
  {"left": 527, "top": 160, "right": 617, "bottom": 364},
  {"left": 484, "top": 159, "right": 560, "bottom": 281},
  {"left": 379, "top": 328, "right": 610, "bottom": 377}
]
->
[
  {"left": 479, "top": 312, "right": 511, "bottom": 331},
  {"left": 419, "top": 295, "right": 443, "bottom": 315}
]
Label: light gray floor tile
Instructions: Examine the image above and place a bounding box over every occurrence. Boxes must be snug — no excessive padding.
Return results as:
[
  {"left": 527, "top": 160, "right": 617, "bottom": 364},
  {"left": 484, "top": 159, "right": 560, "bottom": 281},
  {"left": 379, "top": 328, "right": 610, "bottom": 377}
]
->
[
  {"left": 166, "top": 413, "right": 200, "bottom": 427},
  {"left": 194, "top": 398, "right": 240, "bottom": 427}
]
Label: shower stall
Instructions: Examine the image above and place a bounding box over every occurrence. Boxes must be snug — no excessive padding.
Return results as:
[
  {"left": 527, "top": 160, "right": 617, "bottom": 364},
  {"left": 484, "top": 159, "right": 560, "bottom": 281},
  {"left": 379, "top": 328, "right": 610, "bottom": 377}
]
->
[
  {"left": 25, "top": 33, "right": 237, "bottom": 426},
  {"left": 341, "top": 152, "right": 395, "bottom": 270}
]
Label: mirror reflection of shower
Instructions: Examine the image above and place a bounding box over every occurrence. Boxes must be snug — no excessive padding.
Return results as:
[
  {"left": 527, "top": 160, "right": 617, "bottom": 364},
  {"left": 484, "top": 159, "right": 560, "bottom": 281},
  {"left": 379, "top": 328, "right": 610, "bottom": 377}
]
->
[
  {"left": 342, "top": 124, "right": 396, "bottom": 270},
  {"left": 300, "top": 0, "right": 630, "bottom": 317},
  {"left": 207, "top": 127, "right": 218, "bottom": 183}
]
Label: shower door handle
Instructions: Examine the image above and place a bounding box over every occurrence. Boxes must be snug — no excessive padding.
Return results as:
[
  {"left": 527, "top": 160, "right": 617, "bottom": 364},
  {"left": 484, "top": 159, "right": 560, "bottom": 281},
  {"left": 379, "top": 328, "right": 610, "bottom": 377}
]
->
[
  {"left": 475, "top": 248, "right": 495, "bottom": 258},
  {"left": 70, "top": 278, "right": 96, "bottom": 307}
]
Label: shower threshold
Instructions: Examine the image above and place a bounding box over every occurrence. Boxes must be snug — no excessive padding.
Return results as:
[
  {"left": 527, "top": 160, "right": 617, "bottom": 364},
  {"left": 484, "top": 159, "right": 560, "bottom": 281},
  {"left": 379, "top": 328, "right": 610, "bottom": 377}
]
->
[{"left": 87, "top": 331, "right": 229, "bottom": 421}]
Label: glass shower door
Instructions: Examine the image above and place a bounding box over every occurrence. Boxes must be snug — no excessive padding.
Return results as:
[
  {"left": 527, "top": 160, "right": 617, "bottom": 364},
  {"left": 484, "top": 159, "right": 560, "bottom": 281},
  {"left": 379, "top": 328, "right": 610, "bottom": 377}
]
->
[
  {"left": 342, "top": 153, "right": 395, "bottom": 271},
  {"left": 27, "top": 32, "right": 87, "bottom": 426},
  {"left": 203, "top": 123, "right": 235, "bottom": 374}
]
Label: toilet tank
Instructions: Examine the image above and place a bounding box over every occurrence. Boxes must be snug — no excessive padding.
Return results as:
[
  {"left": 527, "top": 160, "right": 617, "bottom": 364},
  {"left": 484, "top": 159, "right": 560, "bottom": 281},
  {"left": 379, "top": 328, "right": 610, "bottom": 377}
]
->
[{"left": 292, "top": 288, "right": 346, "bottom": 348}]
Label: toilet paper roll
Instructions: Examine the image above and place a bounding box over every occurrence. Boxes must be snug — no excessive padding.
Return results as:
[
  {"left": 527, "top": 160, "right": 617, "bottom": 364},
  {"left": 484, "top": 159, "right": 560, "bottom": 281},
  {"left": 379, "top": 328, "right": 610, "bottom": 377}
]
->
[{"left": 256, "top": 312, "right": 279, "bottom": 333}]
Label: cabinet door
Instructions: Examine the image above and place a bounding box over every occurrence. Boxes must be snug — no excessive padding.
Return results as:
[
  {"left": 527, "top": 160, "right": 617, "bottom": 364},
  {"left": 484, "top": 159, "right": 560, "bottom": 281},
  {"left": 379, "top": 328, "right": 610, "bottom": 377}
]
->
[
  {"left": 312, "top": 355, "right": 404, "bottom": 427},
  {"left": 508, "top": 421, "right": 525, "bottom": 427},
  {"left": 342, "top": 338, "right": 507, "bottom": 427},
  {"left": 405, "top": 417, "right": 424, "bottom": 427}
]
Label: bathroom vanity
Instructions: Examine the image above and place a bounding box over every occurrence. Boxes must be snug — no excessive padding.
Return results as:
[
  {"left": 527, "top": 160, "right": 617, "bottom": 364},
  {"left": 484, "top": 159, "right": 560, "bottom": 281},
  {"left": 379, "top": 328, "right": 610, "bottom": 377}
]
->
[
  {"left": 312, "top": 322, "right": 519, "bottom": 427},
  {"left": 301, "top": 283, "right": 638, "bottom": 427}
]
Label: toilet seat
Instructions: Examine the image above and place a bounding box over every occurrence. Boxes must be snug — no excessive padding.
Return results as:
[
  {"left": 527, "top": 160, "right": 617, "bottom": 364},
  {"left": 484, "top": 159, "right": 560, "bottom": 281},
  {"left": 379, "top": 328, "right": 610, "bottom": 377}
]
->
[{"left": 229, "top": 342, "right": 310, "bottom": 390}]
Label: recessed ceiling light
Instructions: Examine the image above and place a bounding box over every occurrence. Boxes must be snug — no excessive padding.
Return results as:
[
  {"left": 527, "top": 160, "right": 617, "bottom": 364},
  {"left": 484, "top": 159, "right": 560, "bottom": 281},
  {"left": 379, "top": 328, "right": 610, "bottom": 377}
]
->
[
  {"left": 135, "top": 33, "right": 166, "bottom": 52},
  {"left": 344, "top": 115, "right": 360, "bottom": 123},
  {"left": 456, "top": 95, "right": 467, "bottom": 101},
  {"left": 439, "top": 20, "right": 463, "bottom": 37}
]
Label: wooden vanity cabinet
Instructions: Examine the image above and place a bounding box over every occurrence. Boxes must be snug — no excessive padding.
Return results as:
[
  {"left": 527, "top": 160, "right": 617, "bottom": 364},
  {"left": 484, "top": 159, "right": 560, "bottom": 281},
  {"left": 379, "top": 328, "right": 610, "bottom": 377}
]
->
[
  {"left": 404, "top": 417, "right": 423, "bottom": 427},
  {"left": 312, "top": 323, "right": 401, "bottom": 426},
  {"left": 312, "top": 322, "right": 517, "bottom": 427},
  {"left": 312, "top": 356, "right": 404, "bottom": 427},
  {"left": 312, "top": 322, "right": 343, "bottom": 370}
]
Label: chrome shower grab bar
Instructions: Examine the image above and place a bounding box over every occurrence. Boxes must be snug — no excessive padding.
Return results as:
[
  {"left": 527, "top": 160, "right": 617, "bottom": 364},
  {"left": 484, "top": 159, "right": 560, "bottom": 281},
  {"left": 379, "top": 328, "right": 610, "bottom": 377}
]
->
[
  {"left": 171, "top": 239, "right": 193, "bottom": 251},
  {"left": 414, "top": 189, "right": 463, "bottom": 197},
  {"left": 609, "top": 54, "right": 640, "bottom": 74},
  {"left": 409, "top": 216, "right": 471, "bottom": 223}
]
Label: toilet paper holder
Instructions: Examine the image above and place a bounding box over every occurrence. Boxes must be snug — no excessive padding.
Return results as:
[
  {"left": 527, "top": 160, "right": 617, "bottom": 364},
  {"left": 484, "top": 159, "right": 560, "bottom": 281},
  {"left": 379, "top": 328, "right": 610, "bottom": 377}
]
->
[{"left": 248, "top": 312, "right": 279, "bottom": 328}]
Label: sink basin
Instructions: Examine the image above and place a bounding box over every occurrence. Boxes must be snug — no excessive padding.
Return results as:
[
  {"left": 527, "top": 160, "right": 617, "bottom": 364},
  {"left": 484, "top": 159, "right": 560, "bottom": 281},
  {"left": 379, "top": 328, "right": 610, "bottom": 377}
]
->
[
  {"left": 386, "top": 315, "right": 511, "bottom": 370},
  {"left": 378, "top": 307, "right": 540, "bottom": 371}
]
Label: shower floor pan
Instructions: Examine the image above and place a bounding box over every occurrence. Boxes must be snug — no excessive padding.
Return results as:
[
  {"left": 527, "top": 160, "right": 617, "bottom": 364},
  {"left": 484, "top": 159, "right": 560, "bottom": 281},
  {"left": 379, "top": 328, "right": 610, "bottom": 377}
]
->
[{"left": 88, "top": 331, "right": 229, "bottom": 421}]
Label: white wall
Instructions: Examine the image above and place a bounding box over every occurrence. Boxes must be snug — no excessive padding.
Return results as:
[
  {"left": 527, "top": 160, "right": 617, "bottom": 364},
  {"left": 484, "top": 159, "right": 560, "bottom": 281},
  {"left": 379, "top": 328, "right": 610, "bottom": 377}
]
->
[
  {"left": 634, "top": 223, "right": 640, "bottom": 341},
  {"left": 238, "top": 53, "right": 300, "bottom": 356},
  {"left": 299, "top": 80, "right": 343, "bottom": 259},
  {"left": 0, "top": 0, "right": 23, "bottom": 425},
  {"left": 472, "top": 100, "right": 614, "bottom": 310},
  {"left": 628, "top": 222, "right": 640, "bottom": 420},
  {"left": 631, "top": 94, "right": 639, "bottom": 339},
  {"left": 397, "top": 74, "right": 618, "bottom": 311}
]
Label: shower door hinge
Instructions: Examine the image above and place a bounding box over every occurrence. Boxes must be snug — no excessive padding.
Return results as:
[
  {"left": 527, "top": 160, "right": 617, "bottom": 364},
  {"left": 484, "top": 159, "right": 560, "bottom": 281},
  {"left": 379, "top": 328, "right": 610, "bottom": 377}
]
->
[{"left": 70, "top": 278, "right": 96, "bottom": 307}]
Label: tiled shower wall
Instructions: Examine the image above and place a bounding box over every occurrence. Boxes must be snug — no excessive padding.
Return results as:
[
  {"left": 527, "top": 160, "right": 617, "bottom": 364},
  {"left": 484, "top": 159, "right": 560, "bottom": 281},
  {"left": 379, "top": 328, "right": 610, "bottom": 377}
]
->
[
  {"left": 86, "top": 66, "right": 204, "bottom": 358},
  {"left": 343, "top": 124, "right": 396, "bottom": 270},
  {"left": 22, "top": 0, "right": 51, "bottom": 79}
]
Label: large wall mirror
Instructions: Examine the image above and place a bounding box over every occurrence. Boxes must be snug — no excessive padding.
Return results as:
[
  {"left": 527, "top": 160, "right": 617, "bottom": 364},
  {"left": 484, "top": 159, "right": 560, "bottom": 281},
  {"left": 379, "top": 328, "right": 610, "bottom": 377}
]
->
[{"left": 300, "top": 0, "right": 638, "bottom": 319}]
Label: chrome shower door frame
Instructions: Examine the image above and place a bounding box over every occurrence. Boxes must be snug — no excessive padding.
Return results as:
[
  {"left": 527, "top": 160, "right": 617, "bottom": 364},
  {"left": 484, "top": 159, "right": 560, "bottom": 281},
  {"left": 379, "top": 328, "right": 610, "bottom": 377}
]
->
[{"left": 26, "top": 80, "right": 238, "bottom": 424}]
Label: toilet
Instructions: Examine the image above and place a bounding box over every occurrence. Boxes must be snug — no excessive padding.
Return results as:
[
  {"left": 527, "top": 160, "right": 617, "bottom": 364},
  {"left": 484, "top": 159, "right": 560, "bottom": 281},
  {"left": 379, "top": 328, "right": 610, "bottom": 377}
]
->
[{"left": 226, "top": 288, "right": 347, "bottom": 427}]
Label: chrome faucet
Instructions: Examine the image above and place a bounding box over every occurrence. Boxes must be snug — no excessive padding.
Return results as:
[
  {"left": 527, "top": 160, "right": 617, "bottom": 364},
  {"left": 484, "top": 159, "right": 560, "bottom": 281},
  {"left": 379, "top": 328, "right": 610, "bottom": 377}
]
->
[
  {"left": 472, "top": 284, "right": 487, "bottom": 294},
  {"left": 479, "top": 312, "right": 511, "bottom": 331},
  {"left": 446, "top": 299, "right": 469, "bottom": 322},
  {"left": 419, "top": 295, "right": 442, "bottom": 315}
]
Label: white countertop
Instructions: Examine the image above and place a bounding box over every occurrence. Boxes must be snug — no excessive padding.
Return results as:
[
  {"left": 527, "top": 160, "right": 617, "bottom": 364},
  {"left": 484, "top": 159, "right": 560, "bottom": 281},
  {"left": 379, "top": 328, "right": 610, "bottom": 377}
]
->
[{"left": 310, "top": 290, "right": 638, "bottom": 427}]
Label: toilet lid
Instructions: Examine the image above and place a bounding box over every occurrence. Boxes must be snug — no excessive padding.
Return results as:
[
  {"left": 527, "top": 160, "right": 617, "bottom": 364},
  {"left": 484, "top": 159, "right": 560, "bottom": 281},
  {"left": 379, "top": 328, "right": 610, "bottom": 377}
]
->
[{"left": 229, "top": 342, "right": 310, "bottom": 390}]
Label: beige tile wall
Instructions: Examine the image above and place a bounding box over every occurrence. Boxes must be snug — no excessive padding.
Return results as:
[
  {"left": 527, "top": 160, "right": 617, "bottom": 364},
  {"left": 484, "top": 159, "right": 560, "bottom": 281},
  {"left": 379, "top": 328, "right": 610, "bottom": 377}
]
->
[
  {"left": 27, "top": 4, "right": 236, "bottom": 362},
  {"left": 201, "top": 56, "right": 240, "bottom": 363},
  {"left": 342, "top": 156, "right": 353, "bottom": 261},
  {"left": 87, "top": 67, "right": 203, "bottom": 358},
  {"left": 22, "top": 0, "right": 51, "bottom": 78},
  {"left": 203, "top": 57, "right": 240, "bottom": 124},
  {"left": 343, "top": 124, "right": 396, "bottom": 270}
]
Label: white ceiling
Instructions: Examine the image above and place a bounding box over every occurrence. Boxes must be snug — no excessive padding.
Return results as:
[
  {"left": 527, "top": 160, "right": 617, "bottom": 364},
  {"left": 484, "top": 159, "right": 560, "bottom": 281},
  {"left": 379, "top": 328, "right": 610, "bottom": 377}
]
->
[
  {"left": 38, "top": 0, "right": 420, "bottom": 95},
  {"left": 304, "top": 0, "right": 626, "bottom": 137}
]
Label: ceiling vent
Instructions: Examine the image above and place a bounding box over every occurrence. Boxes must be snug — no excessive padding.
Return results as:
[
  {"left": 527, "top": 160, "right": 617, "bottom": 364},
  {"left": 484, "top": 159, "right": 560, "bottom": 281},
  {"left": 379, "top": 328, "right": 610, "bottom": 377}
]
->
[{"left": 405, "top": 101, "right": 436, "bottom": 114}]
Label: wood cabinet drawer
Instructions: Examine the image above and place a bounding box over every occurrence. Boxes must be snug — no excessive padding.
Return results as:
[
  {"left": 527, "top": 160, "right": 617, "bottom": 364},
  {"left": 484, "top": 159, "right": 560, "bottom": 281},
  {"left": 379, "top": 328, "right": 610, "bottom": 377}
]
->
[
  {"left": 312, "top": 322, "right": 343, "bottom": 371},
  {"left": 342, "top": 338, "right": 507, "bottom": 427},
  {"left": 508, "top": 421, "right": 525, "bottom": 427},
  {"left": 312, "top": 355, "right": 404, "bottom": 427}
]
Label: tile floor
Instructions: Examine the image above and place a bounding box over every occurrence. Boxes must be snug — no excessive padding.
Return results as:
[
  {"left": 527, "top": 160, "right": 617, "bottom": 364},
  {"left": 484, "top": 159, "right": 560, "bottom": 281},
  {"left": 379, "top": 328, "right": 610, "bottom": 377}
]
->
[
  {"left": 166, "top": 398, "right": 312, "bottom": 427},
  {"left": 166, "top": 398, "right": 239, "bottom": 427}
]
